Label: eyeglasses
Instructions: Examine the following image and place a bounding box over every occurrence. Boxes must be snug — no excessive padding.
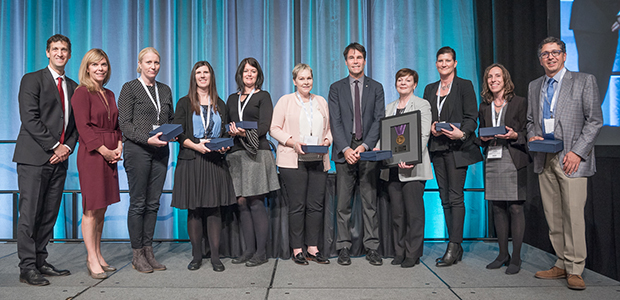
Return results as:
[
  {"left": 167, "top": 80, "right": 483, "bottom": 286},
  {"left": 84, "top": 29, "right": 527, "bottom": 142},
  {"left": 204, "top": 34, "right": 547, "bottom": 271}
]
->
[{"left": 539, "top": 50, "right": 563, "bottom": 59}]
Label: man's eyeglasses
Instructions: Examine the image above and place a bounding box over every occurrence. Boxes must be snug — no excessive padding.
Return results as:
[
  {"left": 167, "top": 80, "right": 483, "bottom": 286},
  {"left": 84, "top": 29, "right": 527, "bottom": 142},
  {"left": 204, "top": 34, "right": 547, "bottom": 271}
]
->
[{"left": 539, "top": 50, "right": 563, "bottom": 59}]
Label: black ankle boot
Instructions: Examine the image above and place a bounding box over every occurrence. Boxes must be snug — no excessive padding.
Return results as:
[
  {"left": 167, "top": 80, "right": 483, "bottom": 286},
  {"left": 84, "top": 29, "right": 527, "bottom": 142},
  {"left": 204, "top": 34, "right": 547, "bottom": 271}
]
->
[{"left": 436, "top": 242, "right": 463, "bottom": 267}]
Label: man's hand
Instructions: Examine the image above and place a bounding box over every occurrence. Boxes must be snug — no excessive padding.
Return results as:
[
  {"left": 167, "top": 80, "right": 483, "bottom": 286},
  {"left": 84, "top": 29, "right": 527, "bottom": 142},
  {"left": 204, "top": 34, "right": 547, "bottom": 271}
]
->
[
  {"left": 344, "top": 148, "right": 359, "bottom": 165},
  {"left": 528, "top": 136, "right": 544, "bottom": 142},
  {"left": 49, "top": 144, "right": 70, "bottom": 164},
  {"left": 563, "top": 151, "right": 582, "bottom": 175}
]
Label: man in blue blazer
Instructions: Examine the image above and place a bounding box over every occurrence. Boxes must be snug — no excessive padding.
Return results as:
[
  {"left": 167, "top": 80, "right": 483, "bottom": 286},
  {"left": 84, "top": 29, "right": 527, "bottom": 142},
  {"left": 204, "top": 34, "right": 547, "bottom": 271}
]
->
[
  {"left": 527, "top": 37, "right": 603, "bottom": 290},
  {"left": 329, "top": 42, "right": 385, "bottom": 266},
  {"left": 13, "top": 34, "right": 78, "bottom": 286}
]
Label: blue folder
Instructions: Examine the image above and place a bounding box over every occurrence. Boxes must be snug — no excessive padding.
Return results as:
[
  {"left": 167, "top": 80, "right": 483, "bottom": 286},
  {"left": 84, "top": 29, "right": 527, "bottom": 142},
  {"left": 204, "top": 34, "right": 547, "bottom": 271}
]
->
[
  {"left": 360, "top": 150, "right": 393, "bottom": 161},
  {"left": 436, "top": 122, "right": 461, "bottom": 131},
  {"left": 528, "top": 139, "right": 563, "bottom": 153},
  {"left": 204, "top": 138, "right": 234, "bottom": 150},
  {"left": 148, "top": 124, "right": 183, "bottom": 141}
]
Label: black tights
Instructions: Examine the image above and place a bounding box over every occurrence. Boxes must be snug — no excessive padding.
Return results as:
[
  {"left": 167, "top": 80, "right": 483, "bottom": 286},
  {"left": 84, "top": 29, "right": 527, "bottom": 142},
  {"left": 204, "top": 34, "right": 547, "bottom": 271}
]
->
[
  {"left": 492, "top": 201, "right": 525, "bottom": 264},
  {"left": 187, "top": 207, "right": 222, "bottom": 264},
  {"left": 238, "top": 195, "right": 268, "bottom": 259}
]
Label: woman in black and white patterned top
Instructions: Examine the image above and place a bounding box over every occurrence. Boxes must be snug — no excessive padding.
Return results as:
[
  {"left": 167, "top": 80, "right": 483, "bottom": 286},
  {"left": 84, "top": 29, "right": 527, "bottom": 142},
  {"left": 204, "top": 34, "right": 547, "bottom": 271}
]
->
[{"left": 118, "top": 47, "right": 174, "bottom": 273}]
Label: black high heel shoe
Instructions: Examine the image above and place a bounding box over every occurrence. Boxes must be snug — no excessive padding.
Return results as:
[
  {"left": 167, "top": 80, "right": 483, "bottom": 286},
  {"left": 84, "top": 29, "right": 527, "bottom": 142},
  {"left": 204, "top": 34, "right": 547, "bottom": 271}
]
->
[
  {"left": 486, "top": 254, "right": 510, "bottom": 269},
  {"left": 436, "top": 242, "right": 463, "bottom": 267}
]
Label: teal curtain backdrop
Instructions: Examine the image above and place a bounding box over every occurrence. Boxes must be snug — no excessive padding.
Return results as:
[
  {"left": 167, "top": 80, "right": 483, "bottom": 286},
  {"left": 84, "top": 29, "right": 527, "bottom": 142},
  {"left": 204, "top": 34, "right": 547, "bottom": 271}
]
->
[{"left": 0, "top": 0, "right": 484, "bottom": 241}]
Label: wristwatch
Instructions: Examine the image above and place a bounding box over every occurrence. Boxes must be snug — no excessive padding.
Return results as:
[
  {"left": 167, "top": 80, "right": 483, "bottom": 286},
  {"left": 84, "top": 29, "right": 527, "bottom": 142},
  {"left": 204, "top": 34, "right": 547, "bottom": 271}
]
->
[{"left": 460, "top": 133, "right": 467, "bottom": 141}]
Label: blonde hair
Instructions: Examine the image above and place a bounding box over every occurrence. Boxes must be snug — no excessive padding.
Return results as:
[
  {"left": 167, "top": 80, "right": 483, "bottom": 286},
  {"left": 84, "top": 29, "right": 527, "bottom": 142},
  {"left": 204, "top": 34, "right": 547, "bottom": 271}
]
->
[
  {"left": 137, "top": 47, "right": 160, "bottom": 73},
  {"left": 78, "top": 48, "right": 111, "bottom": 92},
  {"left": 292, "top": 63, "right": 313, "bottom": 80}
]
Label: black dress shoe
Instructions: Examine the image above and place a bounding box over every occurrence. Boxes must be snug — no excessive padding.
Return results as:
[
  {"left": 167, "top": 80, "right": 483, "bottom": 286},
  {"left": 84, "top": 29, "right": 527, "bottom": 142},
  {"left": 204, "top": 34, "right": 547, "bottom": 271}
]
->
[
  {"left": 337, "top": 247, "right": 351, "bottom": 265},
  {"left": 436, "top": 242, "right": 463, "bottom": 267},
  {"left": 19, "top": 269, "right": 50, "bottom": 286},
  {"left": 187, "top": 260, "right": 202, "bottom": 271},
  {"left": 391, "top": 256, "right": 404, "bottom": 265},
  {"left": 366, "top": 249, "right": 383, "bottom": 266},
  {"left": 401, "top": 257, "right": 420, "bottom": 268},
  {"left": 505, "top": 258, "right": 521, "bottom": 275},
  {"left": 486, "top": 254, "right": 510, "bottom": 269},
  {"left": 245, "top": 256, "right": 268, "bottom": 267},
  {"left": 231, "top": 254, "right": 251, "bottom": 264},
  {"left": 39, "top": 263, "right": 70, "bottom": 276},
  {"left": 306, "top": 252, "right": 330, "bottom": 264},
  {"left": 211, "top": 261, "right": 225, "bottom": 272},
  {"left": 292, "top": 252, "right": 309, "bottom": 265}
]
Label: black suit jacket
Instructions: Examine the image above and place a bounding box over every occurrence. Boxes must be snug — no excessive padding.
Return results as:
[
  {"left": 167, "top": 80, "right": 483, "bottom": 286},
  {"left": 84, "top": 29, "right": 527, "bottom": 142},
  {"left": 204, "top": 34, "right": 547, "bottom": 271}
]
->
[
  {"left": 13, "top": 67, "right": 78, "bottom": 166},
  {"left": 174, "top": 96, "right": 228, "bottom": 160},
  {"left": 477, "top": 95, "right": 531, "bottom": 170},
  {"left": 423, "top": 76, "right": 483, "bottom": 167},
  {"left": 328, "top": 76, "right": 385, "bottom": 163}
]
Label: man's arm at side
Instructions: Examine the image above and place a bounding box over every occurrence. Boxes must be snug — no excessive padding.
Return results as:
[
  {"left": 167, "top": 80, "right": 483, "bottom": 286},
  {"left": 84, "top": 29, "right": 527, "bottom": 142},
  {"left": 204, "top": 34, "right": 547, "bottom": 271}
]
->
[{"left": 18, "top": 73, "right": 58, "bottom": 151}]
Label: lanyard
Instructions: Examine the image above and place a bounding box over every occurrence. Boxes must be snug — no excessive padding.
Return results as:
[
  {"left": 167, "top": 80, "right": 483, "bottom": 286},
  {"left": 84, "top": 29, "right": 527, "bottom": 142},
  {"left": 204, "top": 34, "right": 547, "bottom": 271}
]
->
[
  {"left": 238, "top": 88, "right": 255, "bottom": 121},
  {"left": 392, "top": 96, "right": 410, "bottom": 116},
  {"left": 138, "top": 77, "right": 161, "bottom": 124},
  {"left": 436, "top": 81, "right": 452, "bottom": 120},
  {"left": 199, "top": 96, "right": 212, "bottom": 136},
  {"left": 295, "top": 92, "right": 314, "bottom": 136},
  {"left": 491, "top": 99, "right": 506, "bottom": 127}
]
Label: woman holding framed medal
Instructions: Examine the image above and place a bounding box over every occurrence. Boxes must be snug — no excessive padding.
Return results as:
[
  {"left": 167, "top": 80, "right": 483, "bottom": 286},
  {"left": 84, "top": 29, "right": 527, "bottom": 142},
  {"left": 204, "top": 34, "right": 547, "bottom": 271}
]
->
[
  {"left": 118, "top": 47, "right": 174, "bottom": 273},
  {"left": 270, "top": 63, "right": 332, "bottom": 265},
  {"left": 171, "top": 61, "right": 235, "bottom": 272},
  {"left": 422, "top": 47, "right": 483, "bottom": 267},
  {"left": 478, "top": 64, "right": 529, "bottom": 275},
  {"left": 380, "top": 68, "right": 432, "bottom": 268},
  {"left": 227, "top": 58, "right": 280, "bottom": 267}
]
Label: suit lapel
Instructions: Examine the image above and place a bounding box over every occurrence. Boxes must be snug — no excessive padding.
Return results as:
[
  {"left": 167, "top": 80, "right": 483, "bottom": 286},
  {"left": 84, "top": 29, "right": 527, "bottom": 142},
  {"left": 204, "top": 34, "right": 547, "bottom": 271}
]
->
[
  {"left": 532, "top": 76, "right": 543, "bottom": 128},
  {"left": 442, "top": 79, "right": 457, "bottom": 121},
  {"left": 43, "top": 68, "right": 64, "bottom": 107},
  {"left": 343, "top": 78, "right": 354, "bottom": 115},
  {"left": 555, "top": 71, "right": 573, "bottom": 119},
  {"left": 361, "top": 77, "right": 370, "bottom": 114}
]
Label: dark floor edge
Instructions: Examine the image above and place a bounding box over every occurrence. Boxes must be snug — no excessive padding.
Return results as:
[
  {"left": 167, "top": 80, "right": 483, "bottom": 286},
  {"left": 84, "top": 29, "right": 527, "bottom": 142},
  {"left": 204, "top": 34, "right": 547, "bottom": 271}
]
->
[
  {"left": 265, "top": 258, "right": 279, "bottom": 300},
  {"left": 421, "top": 259, "right": 463, "bottom": 300}
]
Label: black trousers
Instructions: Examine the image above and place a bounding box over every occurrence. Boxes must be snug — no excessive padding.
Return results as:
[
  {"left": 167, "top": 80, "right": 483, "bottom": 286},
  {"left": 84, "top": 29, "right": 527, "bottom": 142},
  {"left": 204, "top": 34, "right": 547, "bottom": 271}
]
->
[
  {"left": 280, "top": 161, "right": 327, "bottom": 249},
  {"left": 432, "top": 151, "right": 467, "bottom": 243},
  {"left": 335, "top": 138, "right": 380, "bottom": 250},
  {"left": 16, "top": 162, "right": 67, "bottom": 272},
  {"left": 124, "top": 140, "right": 169, "bottom": 249},
  {"left": 387, "top": 179, "right": 426, "bottom": 259}
]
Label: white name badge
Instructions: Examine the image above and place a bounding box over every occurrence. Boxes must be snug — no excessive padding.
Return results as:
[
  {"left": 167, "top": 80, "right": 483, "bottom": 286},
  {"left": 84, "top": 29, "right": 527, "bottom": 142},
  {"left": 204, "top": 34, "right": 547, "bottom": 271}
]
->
[
  {"left": 153, "top": 125, "right": 160, "bottom": 130},
  {"left": 303, "top": 135, "right": 319, "bottom": 145},
  {"left": 544, "top": 118, "right": 555, "bottom": 135},
  {"left": 487, "top": 145, "right": 503, "bottom": 159}
]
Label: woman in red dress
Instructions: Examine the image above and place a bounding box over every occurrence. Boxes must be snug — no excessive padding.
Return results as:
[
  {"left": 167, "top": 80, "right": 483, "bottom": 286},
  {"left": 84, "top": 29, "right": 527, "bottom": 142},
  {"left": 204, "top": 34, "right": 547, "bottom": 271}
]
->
[{"left": 71, "top": 49, "right": 122, "bottom": 279}]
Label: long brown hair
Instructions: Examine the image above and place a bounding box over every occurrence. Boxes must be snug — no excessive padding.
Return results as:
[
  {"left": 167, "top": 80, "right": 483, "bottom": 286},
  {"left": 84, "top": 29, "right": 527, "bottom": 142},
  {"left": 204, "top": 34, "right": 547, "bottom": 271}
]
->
[
  {"left": 78, "top": 48, "right": 111, "bottom": 92},
  {"left": 187, "top": 61, "right": 219, "bottom": 115},
  {"left": 481, "top": 63, "right": 515, "bottom": 104}
]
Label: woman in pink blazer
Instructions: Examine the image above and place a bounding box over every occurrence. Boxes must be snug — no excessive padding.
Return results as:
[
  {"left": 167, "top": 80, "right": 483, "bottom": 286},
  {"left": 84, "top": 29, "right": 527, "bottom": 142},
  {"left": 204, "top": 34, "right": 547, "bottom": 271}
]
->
[{"left": 271, "top": 63, "right": 333, "bottom": 265}]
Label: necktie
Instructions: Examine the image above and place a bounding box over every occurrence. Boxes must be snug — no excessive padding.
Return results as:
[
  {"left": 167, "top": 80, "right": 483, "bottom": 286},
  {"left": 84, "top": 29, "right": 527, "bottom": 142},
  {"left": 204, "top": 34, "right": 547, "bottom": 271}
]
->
[
  {"left": 542, "top": 78, "right": 555, "bottom": 139},
  {"left": 57, "top": 77, "right": 65, "bottom": 144},
  {"left": 354, "top": 80, "right": 362, "bottom": 140}
]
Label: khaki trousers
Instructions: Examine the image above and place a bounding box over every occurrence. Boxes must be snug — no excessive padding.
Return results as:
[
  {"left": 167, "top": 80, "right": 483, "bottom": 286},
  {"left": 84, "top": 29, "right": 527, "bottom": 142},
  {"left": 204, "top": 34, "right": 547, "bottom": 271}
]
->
[{"left": 539, "top": 153, "right": 588, "bottom": 275}]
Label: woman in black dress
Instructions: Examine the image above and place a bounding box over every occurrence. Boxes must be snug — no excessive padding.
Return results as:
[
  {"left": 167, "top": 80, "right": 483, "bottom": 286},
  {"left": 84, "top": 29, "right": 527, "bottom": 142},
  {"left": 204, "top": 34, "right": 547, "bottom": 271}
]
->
[{"left": 171, "top": 61, "right": 236, "bottom": 272}]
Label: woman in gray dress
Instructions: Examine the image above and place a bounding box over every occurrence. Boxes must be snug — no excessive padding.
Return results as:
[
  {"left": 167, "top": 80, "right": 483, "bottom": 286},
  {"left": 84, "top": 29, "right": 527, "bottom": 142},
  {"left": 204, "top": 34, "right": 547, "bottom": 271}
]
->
[{"left": 478, "top": 64, "right": 530, "bottom": 275}]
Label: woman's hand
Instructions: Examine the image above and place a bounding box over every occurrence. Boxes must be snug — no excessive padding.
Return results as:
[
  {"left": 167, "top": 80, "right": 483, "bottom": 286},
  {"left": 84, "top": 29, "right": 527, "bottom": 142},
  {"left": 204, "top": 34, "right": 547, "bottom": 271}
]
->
[
  {"left": 97, "top": 145, "right": 122, "bottom": 164},
  {"left": 193, "top": 140, "right": 211, "bottom": 154},
  {"left": 442, "top": 125, "right": 464, "bottom": 140},
  {"left": 294, "top": 142, "right": 306, "bottom": 155},
  {"left": 495, "top": 126, "right": 518, "bottom": 140},
  {"left": 431, "top": 122, "right": 443, "bottom": 137},
  {"left": 480, "top": 136, "right": 494, "bottom": 142},
  {"left": 218, "top": 146, "right": 230, "bottom": 154},
  {"left": 147, "top": 132, "right": 169, "bottom": 147},
  {"left": 398, "top": 161, "right": 415, "bottom": 169},
  {"left": 228, "top": 122, "right": 247, "bottom": 137}
]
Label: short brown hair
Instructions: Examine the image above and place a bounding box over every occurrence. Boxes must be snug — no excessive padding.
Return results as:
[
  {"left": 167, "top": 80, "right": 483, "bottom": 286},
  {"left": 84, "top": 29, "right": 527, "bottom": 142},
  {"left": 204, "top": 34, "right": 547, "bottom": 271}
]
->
[
  {"left": 394, "top": 68, "right": 419, "bottom": 87},
  {"left": 343, "top": 42, "right": 366, "bottom": 60},
  {"left": 47, "top": 34, "right": 71, "bottom": 53}
]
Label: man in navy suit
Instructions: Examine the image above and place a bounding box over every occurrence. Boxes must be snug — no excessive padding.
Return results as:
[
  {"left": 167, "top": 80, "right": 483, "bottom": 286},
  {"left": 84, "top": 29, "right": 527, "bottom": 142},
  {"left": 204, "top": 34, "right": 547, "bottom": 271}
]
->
[
  {"left": 329, "top": 42, "right": 385, "bottom": 266},
  {"left": 13, "top": 34, "right": 78, "bottom": 286}
]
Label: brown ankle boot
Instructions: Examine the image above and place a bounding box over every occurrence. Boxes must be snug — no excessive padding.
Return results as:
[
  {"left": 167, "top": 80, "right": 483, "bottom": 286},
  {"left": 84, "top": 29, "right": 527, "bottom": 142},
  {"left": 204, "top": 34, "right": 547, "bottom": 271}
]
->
[
  {"left": 143, "top": 246, "right": 166, "bottom": 271},
  {"left": 132, "top": 248, "right": 153, "bottom": 273}
]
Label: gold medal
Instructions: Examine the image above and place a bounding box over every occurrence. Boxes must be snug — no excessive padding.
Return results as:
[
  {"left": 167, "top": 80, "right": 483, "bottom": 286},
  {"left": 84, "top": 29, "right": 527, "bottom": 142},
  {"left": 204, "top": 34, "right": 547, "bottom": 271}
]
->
[{"left": 396, "top": 135, "right": 405, "bottom": 145}]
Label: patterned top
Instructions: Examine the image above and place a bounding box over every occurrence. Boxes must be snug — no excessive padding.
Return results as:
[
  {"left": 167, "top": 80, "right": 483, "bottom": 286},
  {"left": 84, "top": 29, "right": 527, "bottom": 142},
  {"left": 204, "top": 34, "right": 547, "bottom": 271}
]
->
[{"left": 118, "top": 78, "right": 174, "bottom": 145}]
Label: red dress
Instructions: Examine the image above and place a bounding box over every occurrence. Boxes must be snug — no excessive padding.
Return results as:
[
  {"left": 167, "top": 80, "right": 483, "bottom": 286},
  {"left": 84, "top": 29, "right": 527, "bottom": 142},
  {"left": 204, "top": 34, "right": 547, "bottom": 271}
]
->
[{"left": 71, "top": 86, "right": 122, "bottom": 211}]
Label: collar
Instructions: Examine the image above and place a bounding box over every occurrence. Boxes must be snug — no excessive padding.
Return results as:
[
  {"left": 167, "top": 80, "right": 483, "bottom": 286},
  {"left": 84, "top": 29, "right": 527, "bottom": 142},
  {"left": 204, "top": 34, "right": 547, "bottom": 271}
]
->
[
  {"left": 47, "top": 65, "right": 65, "bottom": 81},
  {"left": 348, "top": 74, "right": 365, "bottom": 85},
  {"left": 545, "top": 67, "right": 566, "bottom": 84}
]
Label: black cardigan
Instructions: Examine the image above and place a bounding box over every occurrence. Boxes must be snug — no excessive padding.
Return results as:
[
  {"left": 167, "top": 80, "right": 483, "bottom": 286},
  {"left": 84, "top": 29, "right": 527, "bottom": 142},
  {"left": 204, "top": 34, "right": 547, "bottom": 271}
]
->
[{"left": 174, "top": 96, "right": 228, "bottom": 160}]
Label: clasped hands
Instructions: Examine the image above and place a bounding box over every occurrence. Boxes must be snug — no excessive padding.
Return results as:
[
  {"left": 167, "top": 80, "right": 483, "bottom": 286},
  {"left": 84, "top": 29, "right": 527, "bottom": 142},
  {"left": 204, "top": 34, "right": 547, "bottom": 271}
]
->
[
  {"left": 97, "top": 143, "right": 123, "bottom": 164},
  {"left": 49, "top": 144, "right": 71, "bottom": 164}
]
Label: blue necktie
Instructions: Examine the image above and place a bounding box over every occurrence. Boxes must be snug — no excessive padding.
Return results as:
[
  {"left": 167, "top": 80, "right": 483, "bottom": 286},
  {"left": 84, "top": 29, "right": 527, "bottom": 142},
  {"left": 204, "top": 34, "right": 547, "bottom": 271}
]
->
[{"left": 542, "top": 78, "right": 555, "bottom": 140}]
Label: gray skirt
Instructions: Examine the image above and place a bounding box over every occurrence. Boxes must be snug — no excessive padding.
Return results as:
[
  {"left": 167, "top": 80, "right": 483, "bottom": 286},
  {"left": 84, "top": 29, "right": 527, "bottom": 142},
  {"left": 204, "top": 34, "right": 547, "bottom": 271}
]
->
[
  {"left": 484, "top": 147, "right": 526, "bottom": 201},
  {"left": 227, "top": 149, "right": 280, "bottom": 197}
]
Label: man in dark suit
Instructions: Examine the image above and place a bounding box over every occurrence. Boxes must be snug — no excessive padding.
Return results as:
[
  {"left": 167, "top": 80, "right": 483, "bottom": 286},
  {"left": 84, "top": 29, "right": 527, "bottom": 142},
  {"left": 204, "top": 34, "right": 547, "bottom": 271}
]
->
[
  {"left": 329, "top": 42, "right": 385, "bottom": 266},
  {"left": 13, "top": 34, "right": 78, "bottom": 286},
  {"left": 527, "top": 37, "right": 603, "bottom": 290}
]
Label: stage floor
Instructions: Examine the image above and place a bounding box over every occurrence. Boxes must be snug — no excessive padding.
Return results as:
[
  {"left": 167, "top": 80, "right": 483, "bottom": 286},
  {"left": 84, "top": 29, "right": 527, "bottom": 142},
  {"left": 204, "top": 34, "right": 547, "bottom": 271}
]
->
[{"left": 0, "top": 241, "right": 618, "bottom": 299}]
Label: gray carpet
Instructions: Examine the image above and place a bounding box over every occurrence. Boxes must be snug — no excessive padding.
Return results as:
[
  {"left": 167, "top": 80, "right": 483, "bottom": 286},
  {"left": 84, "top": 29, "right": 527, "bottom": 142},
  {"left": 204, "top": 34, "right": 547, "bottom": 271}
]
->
[{"left": 0, "top": 241, "right": 618, "bottom": 300}]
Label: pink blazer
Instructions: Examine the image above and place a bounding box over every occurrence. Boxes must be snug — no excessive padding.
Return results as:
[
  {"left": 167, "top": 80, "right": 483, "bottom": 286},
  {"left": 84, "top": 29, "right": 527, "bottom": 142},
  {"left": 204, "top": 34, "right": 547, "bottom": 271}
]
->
[{"left": 270, "top": 93, "right": 333, "bottom": 171}]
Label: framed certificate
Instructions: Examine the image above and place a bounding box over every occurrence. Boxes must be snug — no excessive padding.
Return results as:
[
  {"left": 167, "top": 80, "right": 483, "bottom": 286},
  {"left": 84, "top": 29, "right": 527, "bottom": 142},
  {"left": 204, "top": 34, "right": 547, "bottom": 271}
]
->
[{"left": 379, "top": 110, "right": 422, "bottom": 166}]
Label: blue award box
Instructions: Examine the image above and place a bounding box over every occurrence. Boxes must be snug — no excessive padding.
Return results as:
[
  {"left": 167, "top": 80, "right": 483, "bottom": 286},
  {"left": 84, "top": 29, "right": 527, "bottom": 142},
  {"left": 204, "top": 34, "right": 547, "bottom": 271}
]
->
[
  {"left": 301, "top": 145, "right": 329, "bottom": 153},
  {"left": 149, "top": 124, "right": 183, "bottom": 141},
  {"left": 225, "top": 121, "right": 258, "bottom": 132},
  {"left": 528, "top": 139, "right": 564, "bottom": 153},
  {"left": 360, "top": 150, "right": 393, "bottom": 161},
  {"left": 479, "top": 126, "right": 508, "bottom": 137},
  {"left": 204, "top": 138, "right": 234, "bottom": 151},
  {"left": 436, "top": 122, "right": 461, "bottom": 131}
]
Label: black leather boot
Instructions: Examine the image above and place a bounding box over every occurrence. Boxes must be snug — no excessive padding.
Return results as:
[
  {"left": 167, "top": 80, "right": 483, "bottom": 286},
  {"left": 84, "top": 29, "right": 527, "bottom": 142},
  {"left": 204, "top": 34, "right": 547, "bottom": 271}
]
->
[{"left": 436, "top": 242, "right": 463, "bottom": 267}]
